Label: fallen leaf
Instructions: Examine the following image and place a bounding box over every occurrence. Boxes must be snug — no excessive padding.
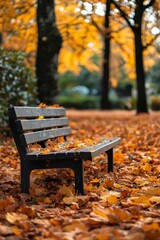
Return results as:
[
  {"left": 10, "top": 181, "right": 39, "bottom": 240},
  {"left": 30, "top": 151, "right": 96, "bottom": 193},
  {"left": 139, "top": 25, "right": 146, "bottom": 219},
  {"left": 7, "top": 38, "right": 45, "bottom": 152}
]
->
[
  {"left": 6, "top": 212, "right": 28, "bottom": 225},
  {"left": 63, "top": 196, "right": 74, "bottom": 205}
]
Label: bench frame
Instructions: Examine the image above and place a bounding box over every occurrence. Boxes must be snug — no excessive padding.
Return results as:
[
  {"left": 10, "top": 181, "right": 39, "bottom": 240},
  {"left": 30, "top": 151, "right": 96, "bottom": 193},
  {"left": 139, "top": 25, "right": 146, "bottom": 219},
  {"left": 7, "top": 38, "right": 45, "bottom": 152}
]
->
[{"left": 9, "top": 106, "right": 121, "bottom": 195}]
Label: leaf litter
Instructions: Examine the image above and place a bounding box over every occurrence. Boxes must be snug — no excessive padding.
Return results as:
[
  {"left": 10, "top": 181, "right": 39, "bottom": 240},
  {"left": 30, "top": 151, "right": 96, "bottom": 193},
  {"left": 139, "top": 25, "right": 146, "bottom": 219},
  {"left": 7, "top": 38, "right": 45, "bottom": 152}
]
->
[{"left": 0, "top": 110, "right": 160, "bottom": 239}]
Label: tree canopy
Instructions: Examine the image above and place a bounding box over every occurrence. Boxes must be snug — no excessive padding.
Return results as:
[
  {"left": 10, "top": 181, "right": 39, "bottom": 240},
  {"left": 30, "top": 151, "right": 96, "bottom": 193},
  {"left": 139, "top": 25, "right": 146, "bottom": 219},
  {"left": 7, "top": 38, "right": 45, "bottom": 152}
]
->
[{"left": 1, "top": 0, "right": 159, "bottom": 77}]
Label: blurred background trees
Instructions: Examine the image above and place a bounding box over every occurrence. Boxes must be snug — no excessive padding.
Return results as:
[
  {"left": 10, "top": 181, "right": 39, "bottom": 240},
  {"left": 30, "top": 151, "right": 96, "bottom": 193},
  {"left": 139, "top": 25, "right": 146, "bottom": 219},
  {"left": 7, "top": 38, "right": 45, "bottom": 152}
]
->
[
  {"left": 0, "top": 0, "right": 159, "bottom": 131},
  {"left": 110, "top": 0, "right": 159, "bottom": 113}
]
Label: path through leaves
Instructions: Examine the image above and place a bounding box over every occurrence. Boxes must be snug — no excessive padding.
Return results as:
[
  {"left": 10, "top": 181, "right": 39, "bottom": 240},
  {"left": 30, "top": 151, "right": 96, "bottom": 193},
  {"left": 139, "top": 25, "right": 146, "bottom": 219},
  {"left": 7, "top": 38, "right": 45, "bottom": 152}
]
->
[{"left": 0, "top": 110, "right": 160, "bottom": 239}]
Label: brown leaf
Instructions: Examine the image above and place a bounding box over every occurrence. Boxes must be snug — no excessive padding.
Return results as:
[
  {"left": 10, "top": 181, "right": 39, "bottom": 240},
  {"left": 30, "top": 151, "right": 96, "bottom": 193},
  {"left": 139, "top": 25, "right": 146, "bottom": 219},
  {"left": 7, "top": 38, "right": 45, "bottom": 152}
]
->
[{"left": 6, "top": 212, "right": 28, "bottom": 225}]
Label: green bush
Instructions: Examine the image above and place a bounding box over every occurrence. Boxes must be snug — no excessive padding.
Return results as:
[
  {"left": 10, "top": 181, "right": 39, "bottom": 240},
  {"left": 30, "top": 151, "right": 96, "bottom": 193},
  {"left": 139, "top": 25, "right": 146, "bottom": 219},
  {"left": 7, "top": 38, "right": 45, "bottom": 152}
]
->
[
  {"left": 0, "top": 49, "right": 37, "bottom": 135},
  {"left": 150, "top": 96, "right": 160, "bottom": 111},
  {"left": 57, "top": 95, "right": 100, "bottom": 109}
]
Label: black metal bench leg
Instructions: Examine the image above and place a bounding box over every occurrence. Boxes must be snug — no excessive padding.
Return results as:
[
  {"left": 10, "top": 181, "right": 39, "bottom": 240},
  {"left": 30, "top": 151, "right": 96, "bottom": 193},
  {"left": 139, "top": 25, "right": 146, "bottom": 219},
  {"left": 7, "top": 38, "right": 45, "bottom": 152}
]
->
[
  {"left": 106, "top": 148, "right": 113, "bottom": 172},
  {"left": 20, "top": 161, "right": 31, "bottom": 193},
  {"left": 72, "top": 159, "right": 84, "bottom": 195}
]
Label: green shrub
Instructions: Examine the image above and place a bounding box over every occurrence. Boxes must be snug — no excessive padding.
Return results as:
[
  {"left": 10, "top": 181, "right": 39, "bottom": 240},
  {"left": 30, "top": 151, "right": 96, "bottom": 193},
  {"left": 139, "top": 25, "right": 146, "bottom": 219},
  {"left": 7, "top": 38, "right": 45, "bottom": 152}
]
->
[
  {"left": 0, "top": 49, "right": 37, "bottom": 135},
  {"left": 150, "top": 96, "right": 160, "bottom": 111},
  {"left": 127, "top": 97, "right": 137, "bottom": 110},
  {"left": 57, "top": 95, "right": 100, "bottom": 109}
]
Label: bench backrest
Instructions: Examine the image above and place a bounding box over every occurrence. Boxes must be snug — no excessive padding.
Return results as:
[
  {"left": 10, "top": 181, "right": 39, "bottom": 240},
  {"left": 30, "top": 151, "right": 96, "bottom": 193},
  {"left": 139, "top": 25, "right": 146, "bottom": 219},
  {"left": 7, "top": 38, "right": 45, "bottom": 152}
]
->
[{"left": 9, "top": 106, "right": 71, "bottom": 157}]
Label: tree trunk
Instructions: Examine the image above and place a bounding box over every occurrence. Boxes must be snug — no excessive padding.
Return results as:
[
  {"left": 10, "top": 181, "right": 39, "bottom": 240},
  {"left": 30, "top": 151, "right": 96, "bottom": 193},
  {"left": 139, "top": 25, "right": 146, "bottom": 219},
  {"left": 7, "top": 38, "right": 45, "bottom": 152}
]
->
[
  {"left": 36, "top": 0, "right": 62, "bottom": 104},
  {"left": 100, "top": 0, "right": 111, "bottom": 109},
  {"left": 134, "top": 1, "right": 148, "bottom": 113},
  {"left": 134, "top": 28, "right": 148, "bottom": 113}
]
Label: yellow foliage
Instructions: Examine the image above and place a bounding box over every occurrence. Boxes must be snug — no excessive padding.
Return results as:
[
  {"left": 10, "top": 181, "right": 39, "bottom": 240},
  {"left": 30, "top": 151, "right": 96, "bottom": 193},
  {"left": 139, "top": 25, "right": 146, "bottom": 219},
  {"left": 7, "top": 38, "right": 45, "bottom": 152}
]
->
[{"left": 0, "top": 0, "right": 158, "bottom": 78}]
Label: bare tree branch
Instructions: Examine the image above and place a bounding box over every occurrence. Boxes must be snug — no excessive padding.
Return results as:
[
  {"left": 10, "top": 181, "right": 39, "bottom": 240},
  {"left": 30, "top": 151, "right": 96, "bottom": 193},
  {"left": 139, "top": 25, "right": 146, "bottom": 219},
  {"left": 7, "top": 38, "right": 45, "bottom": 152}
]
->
[
  {"left": 110, "top": 0, "right": 134, "bottom": 31},
  {"left": 90, "top": 17, "right": 106, "bottom": 37},
  {"left": 143, "top": 0, "right": 155, "bottom": 10}
]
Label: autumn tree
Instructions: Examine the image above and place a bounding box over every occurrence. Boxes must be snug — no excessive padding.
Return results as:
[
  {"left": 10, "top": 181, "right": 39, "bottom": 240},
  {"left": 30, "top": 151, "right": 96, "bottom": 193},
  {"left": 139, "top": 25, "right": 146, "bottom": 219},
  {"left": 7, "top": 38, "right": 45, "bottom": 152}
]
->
[
  {"left": 110, "top": 0, "right": 159, "bottom": 113},
  {"left": 0, "top": 1, "right": 36, "bottom": 53},
  {"left": 36, "top": 0, "right": 62, "bottom": 104}
]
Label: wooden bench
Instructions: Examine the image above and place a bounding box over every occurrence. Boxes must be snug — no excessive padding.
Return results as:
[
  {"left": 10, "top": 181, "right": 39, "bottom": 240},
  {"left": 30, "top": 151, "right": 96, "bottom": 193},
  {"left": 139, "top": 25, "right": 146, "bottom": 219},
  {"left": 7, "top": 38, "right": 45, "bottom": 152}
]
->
[{"left": 8, "top": 106, "right": 121, "bottom": 195}]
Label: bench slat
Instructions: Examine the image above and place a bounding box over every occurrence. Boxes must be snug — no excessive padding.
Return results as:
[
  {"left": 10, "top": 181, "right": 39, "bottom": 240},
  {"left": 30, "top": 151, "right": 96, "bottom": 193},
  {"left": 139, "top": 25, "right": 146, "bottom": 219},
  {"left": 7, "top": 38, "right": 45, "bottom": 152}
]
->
[
  {"left": 20, "top": 126, "right": 71, "bottom": 145},
  {"left": 16, "top": 117, "right": 69, "bottom": 131},
  {"left": 25, "top": 150, "right": 92, "bottom": 161},
  {"left": 9, "top": 107, "right": 66, "bottom": 118},
  {"left": 90, "top": 137, "right": 121, "bottom": 158},
  {"left": 24, "top": 137, "right": 120, "bottom": 160}
]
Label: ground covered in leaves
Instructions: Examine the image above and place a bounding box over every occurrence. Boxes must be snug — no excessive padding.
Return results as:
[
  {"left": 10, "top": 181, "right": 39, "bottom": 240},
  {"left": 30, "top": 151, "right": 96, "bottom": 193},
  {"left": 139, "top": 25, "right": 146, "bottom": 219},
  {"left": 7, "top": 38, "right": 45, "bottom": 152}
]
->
[{"left": 0, "top": 110, "right": 160, "bottom": 240}]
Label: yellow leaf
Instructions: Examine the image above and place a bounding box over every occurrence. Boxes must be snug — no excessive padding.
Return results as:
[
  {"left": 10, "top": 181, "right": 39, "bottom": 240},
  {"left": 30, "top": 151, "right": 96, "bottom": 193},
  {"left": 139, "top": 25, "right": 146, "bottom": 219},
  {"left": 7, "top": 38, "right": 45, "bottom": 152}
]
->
[
  {"left": 128, "top": 195, "right": 151, "bottom": 207},
  {"left": 93, "top": 207, "right": 108, "bottom": 219},
  {"left": 37, "top": 115, "right": 44, "bottom": 120},
  {"left": 6, "top": 213, "right": 28, "bottom": 225},
  {"left": 114, "top": 150, "right": 125, "bottom": 164},
  {"left": 143, "top": 187, "right": 160, "bottom": 196},
  {"left": 140, "top": 164, "right": 152, "bottom": 173},
  {"left": 114, "top": 183, "right": 124, "bottom": 189},
  {"left": 91, "top": 178, "right": 100, "bottom": 183},
  {"left": 63, "top": 220, "right": 88, "bottom": 231},
  {"left": 41, "top": 149, "right": 50, "bottom": 154},
  {"left": 63, "top": 196, "right": 74, "bottom": 205},
  {"left": 111, "top": 208, "right": 132, "bottom": 222},
  {"left": 85, "top": 184, "right": 93, "bottom": 191},
  {"left": 149, "top": 196, "right": 160, "bottom": 203}
]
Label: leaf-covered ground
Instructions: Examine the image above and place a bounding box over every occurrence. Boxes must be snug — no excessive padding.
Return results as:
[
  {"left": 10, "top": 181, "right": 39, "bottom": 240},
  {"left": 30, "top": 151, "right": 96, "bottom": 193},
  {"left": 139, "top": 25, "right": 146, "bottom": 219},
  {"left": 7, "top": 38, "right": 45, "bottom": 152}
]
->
[{"left": 0, "top": 110, "right": 160, "bottom": 240}]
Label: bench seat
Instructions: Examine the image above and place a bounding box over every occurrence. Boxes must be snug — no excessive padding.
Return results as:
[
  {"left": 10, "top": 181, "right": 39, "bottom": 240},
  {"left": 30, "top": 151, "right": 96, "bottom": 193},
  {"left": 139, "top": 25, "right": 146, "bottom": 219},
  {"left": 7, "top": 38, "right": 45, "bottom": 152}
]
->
[
  {"left": 9, "top": 106, "right": 121, "bottom": 195},
  {"left": 25, "top": 137, "right": 120, "bottom": 161}
]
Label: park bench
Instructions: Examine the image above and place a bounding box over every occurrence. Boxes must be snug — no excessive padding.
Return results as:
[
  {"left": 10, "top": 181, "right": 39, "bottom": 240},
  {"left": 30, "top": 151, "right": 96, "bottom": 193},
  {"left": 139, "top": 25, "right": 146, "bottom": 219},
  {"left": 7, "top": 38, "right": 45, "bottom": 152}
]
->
[{"left": 8, "top": 106, "right": 121, "bottom": 195}]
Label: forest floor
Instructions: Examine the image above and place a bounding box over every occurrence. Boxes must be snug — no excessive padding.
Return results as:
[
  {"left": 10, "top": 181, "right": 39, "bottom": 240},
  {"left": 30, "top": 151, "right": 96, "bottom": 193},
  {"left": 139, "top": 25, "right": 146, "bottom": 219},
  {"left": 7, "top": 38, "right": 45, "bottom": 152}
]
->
[{"left": 0, "top": 110, "right": 160, "bottom": 240}]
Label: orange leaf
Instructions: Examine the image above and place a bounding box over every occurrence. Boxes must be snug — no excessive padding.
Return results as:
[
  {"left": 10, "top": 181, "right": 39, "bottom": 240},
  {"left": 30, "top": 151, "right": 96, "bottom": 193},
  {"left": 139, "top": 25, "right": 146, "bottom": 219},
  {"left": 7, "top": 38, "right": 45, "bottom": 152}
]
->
[
  {"left": 44, "top": 197, "right": 52, "bottom": 204},
  {"left": 11, "top": 226, "right": 21, "bottom": 236},
  {"left": 143, "top": 222, "right": 160, "bottom": 232},
  {"left": 106, "top": 195, "right": 118, "bottom": 205}
]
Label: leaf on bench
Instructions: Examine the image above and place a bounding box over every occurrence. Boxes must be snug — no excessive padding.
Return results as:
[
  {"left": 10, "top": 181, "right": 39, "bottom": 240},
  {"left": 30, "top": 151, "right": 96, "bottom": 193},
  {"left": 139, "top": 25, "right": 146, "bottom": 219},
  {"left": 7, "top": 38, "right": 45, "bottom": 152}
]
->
[
  {"left": 29, "top": 137, "right": 120, "bottom": 154},
  {"left": 37, "top": 115, "right": 44, "bottom": 120}
]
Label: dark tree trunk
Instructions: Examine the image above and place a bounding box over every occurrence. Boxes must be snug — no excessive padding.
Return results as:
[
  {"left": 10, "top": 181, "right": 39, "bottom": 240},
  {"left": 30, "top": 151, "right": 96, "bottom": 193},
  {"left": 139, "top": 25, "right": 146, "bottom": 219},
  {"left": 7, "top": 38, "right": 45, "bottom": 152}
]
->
[
  {"left": 134, "top": 1, "right": 148, "bottom": 113},
  {"left": 134, "top": 28, "right": 148, "bottom": 113},
  {"left": 100, "top": 0, "right": 111, "bottom": 109},
  {"left": 36, "top": 0, "right": 62, "bottom": 104}
]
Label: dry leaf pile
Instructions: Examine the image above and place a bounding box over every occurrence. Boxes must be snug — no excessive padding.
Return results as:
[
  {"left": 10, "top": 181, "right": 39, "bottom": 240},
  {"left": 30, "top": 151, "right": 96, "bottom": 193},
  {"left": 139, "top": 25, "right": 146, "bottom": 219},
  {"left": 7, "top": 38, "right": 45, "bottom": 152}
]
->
[{"left": 0, "top": 110, "right": 160, "bottom": 240}]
